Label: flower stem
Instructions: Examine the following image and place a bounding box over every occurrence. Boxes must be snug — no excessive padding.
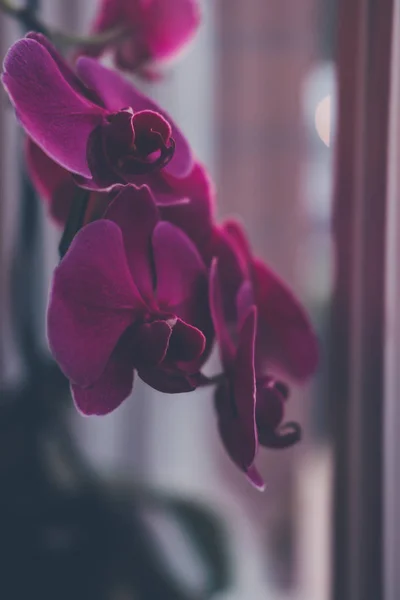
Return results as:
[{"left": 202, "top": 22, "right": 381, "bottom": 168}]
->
[
  {"left": 58, "top": 189, "right": 89, "bottom": 260},
  {"left": 0, "top": 0, "right": 48, "bottom": 34},
  {"left": 0, "top": 0, "right": 127, "bottom": 48}
]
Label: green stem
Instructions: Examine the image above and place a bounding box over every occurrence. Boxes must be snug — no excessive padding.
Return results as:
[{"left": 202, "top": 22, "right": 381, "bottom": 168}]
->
[
  {"left": 52, "top": 26, "right": 128, "bottom": 49},
  {"left": 0, "top": 0, "right": 127, "bottom": 48}
]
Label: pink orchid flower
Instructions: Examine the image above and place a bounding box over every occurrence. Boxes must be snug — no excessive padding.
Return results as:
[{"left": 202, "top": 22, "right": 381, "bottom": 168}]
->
[
  {"left": 2, "top": 33, "right": 193, "bottom": 189},
  {"left": 85, "top": 0, "right": 201, "bottom": 77},
  {"left": 47, "top": 185, "right": 213, "bottom": 415},
  {"left": 208, "top": 223, "right": 318, "bottom": 489}
]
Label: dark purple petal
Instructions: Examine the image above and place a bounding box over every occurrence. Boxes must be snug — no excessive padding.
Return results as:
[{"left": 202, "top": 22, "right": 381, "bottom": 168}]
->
[
  {"left": 103, "top": 109, "right": 135, "bottom": 165},
  {"left": 210, "top": 227, "right": 247, "bottom": 324},
  {"left": 75, "top": 57, "right": 193, "bottom": 178},
  {"left": 132, "top": 320, "right": 172, "bottom": 366},
  {"left": 86, "top": 125, "right": 124, "bottom": 188},
  {"left": 231, "top": 306, "right": 258, "bottom": 461},
  {"left": 2, "top": 38, "right": 104, "bottom": 177},
  {"left": 105, "top": 184, "right": 159, "bottom": 303},
  {"left": 132, "top": 109, "right": 172, "bottom": 150},
  {"left": 72, "top": 338, "right": 134, "bottom": 416},
  {"left": 245, "top": 465, "right": 265, "bottom": 491},
  {"left": 214, "top": 307, "right": 258, "bottom": 472},
  {"left": 209, "top": 259, "right": 235, "bottom": 368},
  {"left": 252, "top": 258, "right": 319, "bottom": 380},
  {"left": 138, "top": 365, "right": 201, "bottom": 393},
  {"left": 152, "top": 221, "right": 205, "bottom": 308},
  {"left": 255, "top": 380, "right": 285, "bottom": 443},
  {"left": 116, "top": 110, "right": 175, "bottom": 177},
  {"left": 167, "top": 318, "right": 206, "bottom": 362},
  {"left": 47, "top": 220, "right": 145, "bottom": 387}
]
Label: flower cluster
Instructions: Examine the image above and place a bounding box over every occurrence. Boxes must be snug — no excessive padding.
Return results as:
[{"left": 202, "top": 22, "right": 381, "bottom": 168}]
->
[{"left": 1, "top": 22, "right": 318, "bottom": 488}]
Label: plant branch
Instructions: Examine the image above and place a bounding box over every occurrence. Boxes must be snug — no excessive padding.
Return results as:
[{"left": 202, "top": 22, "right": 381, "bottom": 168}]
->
[{"left": 0, "top": 0, "right": 127, "bottom": 47}]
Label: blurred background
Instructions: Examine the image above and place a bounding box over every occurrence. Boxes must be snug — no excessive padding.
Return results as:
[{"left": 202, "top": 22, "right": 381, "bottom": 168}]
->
[{"left": 1, "top": 0, "right": 385, "bottom": 598}]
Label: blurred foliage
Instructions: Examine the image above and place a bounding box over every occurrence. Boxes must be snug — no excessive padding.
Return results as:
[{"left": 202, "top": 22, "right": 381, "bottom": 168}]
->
[{"left": 0, "top": 357, "right": 230, "bottom": 600}]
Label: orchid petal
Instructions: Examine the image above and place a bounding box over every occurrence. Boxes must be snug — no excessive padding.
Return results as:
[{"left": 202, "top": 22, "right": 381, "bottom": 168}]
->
[
  {"left": 245, "top": 465, "right": 265, "bottom": 491},
  {"left": 152, "top": 221, "right": 205, "bottom": 308},
  {"left": 138, "top": 365, "right": 200, "bottom": 393},
  {"left": 76, "top": 57, "right": 193, "bottom": 178},
  {"left": 222, "top": 220, "right": 318, "bottom": 379},
  {"left": 47, "top": 220, "right": 145, "bottom": 387},
  {"left": 167, "top": 318, "right": 206, "bottom": 363},
  {"left": 211, "top": 227, "right": 247, "bottom": 324},
  {"left": 222, "top": 219, "right": 252, "bottom": 267},
  {"left": 25, "top": 138, "right": 76, "bottom": 225},
  {"left": 253, "top": 258, "right": 319, "bottom": 380},
  {"left": 105, "top": 185, "right": 159, "bottom": 302},
  {"left": 2, "top": 38, "right": 104, "bottom": 177},
  {"left": 72, "top": 339, "right": 134, "bottom": 416},
  {"left": 209, "top": 259, "right": 235, "bottom": 368},
  {"left": 236, "top": 280, "right": 255, "bottom": 327},
  {"left": 256, "top": 381, "right": 285, "bottom": 444},
  {"left": 160, "top": 163, "right": 215, "bottom": 263},
  {"left": 133, "top": 320, "right": 172, "bottom": 366},
  {"left": 143, "top": 0, "right": 201, "bottom": 61},
  {"left": 26, "top": 32, "right": 103, "bottom": 103},
  {"left": 215, "top": 307, "right": 258, "bottom": 472}
]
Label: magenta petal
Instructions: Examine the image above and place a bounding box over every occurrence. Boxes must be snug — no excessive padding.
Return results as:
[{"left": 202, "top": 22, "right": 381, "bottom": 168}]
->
[
  {"left": 160, "top": 163, "right": 215, "bottom": 262},
  {"left": 72, "top": 341, "right": 134, "bottom": 416},
  {"left": 132, "top": 109, "right": 172, "bottom": 147},
  {"left": 222, "top": 219, "right": 252, "bottom": 267},
  {"left": 152, "top": 221, "right": 205, "bottom": 308},
  {"left": 25, "top": 138, "right": 76, "bottom": 226},
  {"left": 231, "top": 306, "right": 258, "bottom": 462},
  {"left": 26, "top": 138, "right": 69, "bottom": 202},
  {"left": 245, "top": 465, "right": 265, "bottom": 491},
  {"left": 2, "top": 38, "right": 104, "bottom": 177},
  {"left": 26, "top": 33, "right": 102, "bottom": 104},
  {"left": 105, "top": 185, "right": 159, "bottom": 302},
  {"left": 143, "top": 0, "right": 201, "bottom": 60},
  {"left": 209, "top": 259, "right": 235, "bottom": 368},
  {"left": 215, "top": 307, "right": 258, "bottom": 472},
  {"left": 236, "top": 280, "right": 255, "bottom": 326},
  {"left": 167, "top": 318, "right": 206, "bottom": 362},
  {"left": 253, "top": 258, "right": 319, "bottom": 380},
  {"left": 90, "top": 0, "right": 122, "bottom": 34},
  {"left": 133, "top": 320, "right": 172, "bottom": 365},
  {"left": 47, "top": 220, "right": 145, "bottom": 387},
  {"left": 138, "top": 365, "right": 200, "bottom": 393},
  {"left": 211, "top": 227, "right": 247, "bottom": 323},
  {"left": 75, "top": 57, "right": 193, "bottom": 178}
]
